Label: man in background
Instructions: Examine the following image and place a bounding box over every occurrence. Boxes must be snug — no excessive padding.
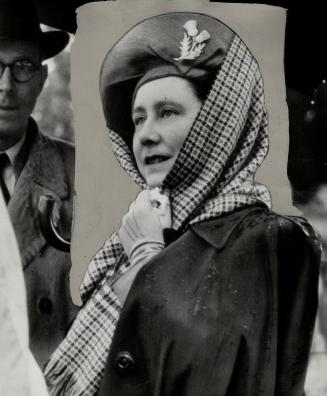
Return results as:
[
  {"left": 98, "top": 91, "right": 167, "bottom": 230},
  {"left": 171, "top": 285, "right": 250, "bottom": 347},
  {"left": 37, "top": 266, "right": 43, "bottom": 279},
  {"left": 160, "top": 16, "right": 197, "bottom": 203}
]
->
[{"left": 0, "top": 0, "right": 77, "bottom": 367}]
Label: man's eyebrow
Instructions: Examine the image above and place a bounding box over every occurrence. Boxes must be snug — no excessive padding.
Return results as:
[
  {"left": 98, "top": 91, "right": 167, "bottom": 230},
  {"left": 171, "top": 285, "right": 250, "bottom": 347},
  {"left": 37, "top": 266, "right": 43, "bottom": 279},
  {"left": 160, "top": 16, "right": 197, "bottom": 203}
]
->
[{"left": 4, "top": 55, "right": 40, "bottom": 64}]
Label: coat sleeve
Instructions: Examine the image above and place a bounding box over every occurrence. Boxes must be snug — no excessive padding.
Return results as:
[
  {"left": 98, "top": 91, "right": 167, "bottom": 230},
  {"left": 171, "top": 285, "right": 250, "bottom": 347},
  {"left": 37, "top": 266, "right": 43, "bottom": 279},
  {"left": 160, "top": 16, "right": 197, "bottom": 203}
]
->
[{"left": 274, "top": 217, "right": 321, "bottom": 395}]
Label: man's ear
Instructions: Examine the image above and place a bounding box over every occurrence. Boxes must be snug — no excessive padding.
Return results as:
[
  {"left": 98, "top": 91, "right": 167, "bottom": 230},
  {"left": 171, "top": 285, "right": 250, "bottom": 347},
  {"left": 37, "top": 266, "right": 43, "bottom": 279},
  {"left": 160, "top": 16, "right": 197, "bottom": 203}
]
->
[{"left": 39, "top": 64, "right": 48, "bottom": 93}]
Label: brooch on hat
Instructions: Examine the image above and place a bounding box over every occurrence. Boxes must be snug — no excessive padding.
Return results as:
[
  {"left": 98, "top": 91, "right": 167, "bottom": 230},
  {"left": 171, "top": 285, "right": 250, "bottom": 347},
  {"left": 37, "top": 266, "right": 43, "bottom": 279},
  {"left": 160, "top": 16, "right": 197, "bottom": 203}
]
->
[{"left": 174, "top": 20, "right": 211, "bottom": 62}]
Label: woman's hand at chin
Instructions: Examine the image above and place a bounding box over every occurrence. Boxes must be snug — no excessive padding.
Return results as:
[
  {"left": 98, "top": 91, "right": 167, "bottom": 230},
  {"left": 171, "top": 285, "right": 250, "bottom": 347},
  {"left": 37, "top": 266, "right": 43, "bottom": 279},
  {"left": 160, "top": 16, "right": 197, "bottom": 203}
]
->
[
  {"left": 119, "top": 188, "right": 171, "bottom": 258},
  {"left": 115, "top": 189, "right": 171, "bottom": 305}
]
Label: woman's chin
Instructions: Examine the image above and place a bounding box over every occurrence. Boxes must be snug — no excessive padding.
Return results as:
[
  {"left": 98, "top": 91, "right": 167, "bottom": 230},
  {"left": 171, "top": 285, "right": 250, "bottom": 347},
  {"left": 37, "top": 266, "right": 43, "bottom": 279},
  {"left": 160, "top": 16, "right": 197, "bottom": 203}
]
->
[
  {"left": 144, "top": 173, "right": 166, "bottom": 188},
  {"left": 140, "top": 158, "right": 175, "bottom": 188},
  {"left": 146, "top": 179, "right": 164, "bottom": 188}
]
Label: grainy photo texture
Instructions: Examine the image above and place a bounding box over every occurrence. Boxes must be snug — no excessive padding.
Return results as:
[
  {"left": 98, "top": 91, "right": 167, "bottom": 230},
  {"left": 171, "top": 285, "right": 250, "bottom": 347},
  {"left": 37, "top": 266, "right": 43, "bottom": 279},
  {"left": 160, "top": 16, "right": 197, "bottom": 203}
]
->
[{"left": 45, "top": 2, "right": 320, "bottom": 395}]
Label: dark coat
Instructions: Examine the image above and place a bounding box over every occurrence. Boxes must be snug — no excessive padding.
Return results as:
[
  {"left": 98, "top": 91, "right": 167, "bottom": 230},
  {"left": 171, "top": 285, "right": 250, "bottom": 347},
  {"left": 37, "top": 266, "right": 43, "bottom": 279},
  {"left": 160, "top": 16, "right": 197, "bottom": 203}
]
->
[
  {"left": 98, "top": 206, "right": 320, "bottom": 396},
  {"left": 8, "top": 119, "right": 78, "bottom": 368}
]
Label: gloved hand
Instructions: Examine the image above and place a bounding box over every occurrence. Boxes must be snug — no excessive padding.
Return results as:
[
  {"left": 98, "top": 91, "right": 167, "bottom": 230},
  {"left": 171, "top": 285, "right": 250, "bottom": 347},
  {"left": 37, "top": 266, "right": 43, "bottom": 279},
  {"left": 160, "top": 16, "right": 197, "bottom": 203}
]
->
[
  {"left": 118, "top": 188, "right": 171, "bottom": 264},
  {"left": 114, "top": 188, "right": 171, "bottom": 305}
]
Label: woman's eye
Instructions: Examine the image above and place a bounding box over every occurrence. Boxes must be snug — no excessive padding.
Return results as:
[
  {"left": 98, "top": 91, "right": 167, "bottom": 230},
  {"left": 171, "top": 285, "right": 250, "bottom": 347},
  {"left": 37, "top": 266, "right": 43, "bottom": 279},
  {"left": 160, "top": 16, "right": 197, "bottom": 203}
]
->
[
  {"left": 161, "top": 108, "right": 177, "bottom": 118},
  {"left": 134, "top": 116, "right": 146, "bottom": 126}
]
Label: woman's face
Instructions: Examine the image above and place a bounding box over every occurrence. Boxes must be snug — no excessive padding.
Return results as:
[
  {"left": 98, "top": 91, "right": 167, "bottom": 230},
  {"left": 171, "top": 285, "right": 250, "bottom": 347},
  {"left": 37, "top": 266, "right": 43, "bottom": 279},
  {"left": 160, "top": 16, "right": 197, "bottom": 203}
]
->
[{"left": 132, "top": 76, "right": 202, "bottom": 187}]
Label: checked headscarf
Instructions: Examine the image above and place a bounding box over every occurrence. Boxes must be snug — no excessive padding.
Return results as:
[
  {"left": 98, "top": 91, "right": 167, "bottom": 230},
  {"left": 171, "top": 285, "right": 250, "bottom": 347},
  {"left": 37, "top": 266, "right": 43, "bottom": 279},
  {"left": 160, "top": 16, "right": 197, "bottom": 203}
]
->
[{"left": 45, "top": 26, "right": 271, "bottom": 396}]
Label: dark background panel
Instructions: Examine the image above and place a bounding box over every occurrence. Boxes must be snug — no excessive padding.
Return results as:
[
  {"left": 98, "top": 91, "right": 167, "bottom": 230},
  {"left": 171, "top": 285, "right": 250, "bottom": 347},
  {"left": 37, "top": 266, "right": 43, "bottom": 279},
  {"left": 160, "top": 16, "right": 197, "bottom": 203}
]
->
[
  {"left": 35, "top": 0, "right": 326, "bottom": 95},
  {"left": 210, "top": 1, "right": 326, "bottom": 94}
]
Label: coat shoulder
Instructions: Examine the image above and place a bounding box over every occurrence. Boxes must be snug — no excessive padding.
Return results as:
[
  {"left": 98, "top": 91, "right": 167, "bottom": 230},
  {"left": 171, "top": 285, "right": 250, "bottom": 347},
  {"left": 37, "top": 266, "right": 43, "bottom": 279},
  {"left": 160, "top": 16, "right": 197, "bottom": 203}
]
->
[
  {"left": 39, "top": 133, "right": 75, "bottom": 185},
  {"left": 190, "top": 206, "right": 321, "bottom": 256},
  {"left": 41, "top": 133, "right": 75, "bottom": 162}
]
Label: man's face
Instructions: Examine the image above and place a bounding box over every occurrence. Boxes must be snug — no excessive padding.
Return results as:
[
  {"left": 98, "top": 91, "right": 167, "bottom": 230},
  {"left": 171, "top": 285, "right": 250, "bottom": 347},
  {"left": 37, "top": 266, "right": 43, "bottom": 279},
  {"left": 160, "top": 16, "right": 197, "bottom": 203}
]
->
[{"left": 0, "top": 39, "right": 47, "bottom": 150}]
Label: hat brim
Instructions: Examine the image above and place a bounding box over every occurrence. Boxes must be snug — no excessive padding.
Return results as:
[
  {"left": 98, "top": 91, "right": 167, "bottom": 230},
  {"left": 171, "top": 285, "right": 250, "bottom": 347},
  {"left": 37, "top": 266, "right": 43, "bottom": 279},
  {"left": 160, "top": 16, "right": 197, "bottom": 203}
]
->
[{"left": 40, "top": 30, "right": 69, "bottom": 59}]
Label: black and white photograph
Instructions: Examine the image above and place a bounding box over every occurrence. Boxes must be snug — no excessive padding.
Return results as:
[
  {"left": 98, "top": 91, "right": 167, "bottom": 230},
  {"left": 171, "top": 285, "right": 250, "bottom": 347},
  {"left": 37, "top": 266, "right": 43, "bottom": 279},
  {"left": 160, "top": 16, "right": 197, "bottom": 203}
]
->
[{"left": 1, "top": 1, "right": 327, "bottom": 395}]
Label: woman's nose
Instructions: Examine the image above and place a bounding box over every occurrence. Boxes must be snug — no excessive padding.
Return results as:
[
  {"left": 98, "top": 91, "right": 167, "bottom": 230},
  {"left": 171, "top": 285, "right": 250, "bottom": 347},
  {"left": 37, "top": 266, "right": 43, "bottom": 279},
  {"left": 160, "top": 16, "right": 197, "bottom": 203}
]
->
[{"left": 137, "top": 119, "right": 161, "bottom": 146}]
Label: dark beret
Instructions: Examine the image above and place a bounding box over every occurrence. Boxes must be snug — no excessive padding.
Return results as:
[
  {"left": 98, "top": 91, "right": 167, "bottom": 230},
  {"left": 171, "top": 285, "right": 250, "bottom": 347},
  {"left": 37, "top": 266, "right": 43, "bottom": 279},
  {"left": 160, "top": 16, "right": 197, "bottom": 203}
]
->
[{"left": 99, "top": 12, "right": 234, "bottom": 147}]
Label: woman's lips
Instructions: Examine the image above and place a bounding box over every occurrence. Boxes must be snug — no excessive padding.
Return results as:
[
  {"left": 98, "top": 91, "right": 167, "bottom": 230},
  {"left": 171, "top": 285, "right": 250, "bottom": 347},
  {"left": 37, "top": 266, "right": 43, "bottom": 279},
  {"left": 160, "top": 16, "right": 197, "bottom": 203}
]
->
[{"left": 144, "top": 155, "right": 170, "bottom": 165}]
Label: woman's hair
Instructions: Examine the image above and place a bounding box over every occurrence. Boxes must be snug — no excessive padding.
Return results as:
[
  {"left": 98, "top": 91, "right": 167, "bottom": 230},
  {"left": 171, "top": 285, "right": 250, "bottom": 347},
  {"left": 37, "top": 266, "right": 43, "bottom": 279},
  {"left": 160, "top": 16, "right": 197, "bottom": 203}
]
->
[
  {"left": 186, "top": 72, "right": 217, "bottom": 103},
  {"left": 132, "top": 71, "right": 218, "bottom": 109}
]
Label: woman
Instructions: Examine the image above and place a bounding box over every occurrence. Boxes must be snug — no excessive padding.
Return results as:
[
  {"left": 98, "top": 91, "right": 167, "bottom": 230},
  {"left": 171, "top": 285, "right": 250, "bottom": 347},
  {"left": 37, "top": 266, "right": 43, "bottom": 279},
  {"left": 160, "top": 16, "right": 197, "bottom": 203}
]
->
[{"left": 45, "top": 13, "right": 320, "bottom": 396}]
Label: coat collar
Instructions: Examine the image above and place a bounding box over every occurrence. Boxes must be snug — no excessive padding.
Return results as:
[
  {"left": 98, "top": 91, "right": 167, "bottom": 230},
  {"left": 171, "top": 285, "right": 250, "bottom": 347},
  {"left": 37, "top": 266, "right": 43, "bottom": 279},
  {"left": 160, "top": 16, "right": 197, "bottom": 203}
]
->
[
  {"left": 190, "top": 206, "right": 268, "bottom": 250},
  {"left": 18, "top": 118, "right": 69, "bottom": 198}
]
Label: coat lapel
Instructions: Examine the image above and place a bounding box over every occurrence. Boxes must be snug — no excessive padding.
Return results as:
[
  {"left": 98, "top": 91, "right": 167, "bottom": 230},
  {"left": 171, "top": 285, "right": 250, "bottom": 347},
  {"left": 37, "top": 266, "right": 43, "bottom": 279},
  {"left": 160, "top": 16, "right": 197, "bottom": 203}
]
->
[{"left": 8, "top": 120, "right": 70, "bottom": 269}]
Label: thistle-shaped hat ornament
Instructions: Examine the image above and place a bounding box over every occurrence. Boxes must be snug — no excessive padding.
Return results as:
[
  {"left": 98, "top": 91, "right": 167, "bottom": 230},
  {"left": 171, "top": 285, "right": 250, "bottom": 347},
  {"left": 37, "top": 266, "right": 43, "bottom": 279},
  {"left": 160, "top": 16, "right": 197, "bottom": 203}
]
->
[{"left": 174, "top": 20, "right": 211, "bottom": 62}]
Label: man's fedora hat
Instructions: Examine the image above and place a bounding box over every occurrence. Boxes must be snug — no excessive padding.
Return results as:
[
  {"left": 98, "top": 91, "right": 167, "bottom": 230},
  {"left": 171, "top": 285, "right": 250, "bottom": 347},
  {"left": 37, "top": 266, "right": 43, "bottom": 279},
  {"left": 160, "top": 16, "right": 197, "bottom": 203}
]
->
[{"left": 0, "top": 0, "right": 69, "bottom": 60}]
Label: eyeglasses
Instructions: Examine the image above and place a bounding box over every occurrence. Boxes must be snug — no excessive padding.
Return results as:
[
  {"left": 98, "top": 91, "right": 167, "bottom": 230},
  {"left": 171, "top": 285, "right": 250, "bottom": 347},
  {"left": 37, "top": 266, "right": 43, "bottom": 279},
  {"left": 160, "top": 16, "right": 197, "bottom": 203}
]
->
[{"left": 0, "top": 60, "right": 41, "bottom": 83}]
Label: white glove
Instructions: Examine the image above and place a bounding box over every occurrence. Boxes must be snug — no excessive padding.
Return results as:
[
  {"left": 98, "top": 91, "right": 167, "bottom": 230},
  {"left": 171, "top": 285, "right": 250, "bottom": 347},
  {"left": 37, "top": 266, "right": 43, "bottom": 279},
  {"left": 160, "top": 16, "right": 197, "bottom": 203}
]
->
[
  {"left": 118, "top": 188, "right": 171, "bottom": 262},
  {"left": 114, "top": 188, "right": 171, "bottom": 305}
]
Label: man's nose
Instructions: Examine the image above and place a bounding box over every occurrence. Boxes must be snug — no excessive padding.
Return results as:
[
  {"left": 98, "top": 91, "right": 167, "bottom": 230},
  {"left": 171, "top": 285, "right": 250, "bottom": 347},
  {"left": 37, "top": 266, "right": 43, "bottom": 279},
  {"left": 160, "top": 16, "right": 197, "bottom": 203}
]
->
[
  {"left": 138, "top": 119, "right": 161, "bottom": 146},
  {"left": 0, "top": 67, "right": 14, "bottom": 91}
]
